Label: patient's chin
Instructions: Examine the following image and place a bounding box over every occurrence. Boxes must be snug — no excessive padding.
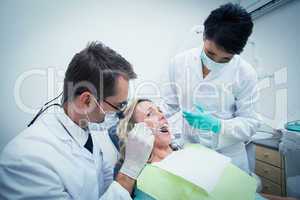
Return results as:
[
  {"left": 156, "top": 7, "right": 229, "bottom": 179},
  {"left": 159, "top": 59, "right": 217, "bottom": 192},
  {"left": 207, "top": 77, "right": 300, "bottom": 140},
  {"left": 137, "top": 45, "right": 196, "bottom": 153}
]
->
[{"left": 155, "top": 134, "right": 171, "bottom": 147}]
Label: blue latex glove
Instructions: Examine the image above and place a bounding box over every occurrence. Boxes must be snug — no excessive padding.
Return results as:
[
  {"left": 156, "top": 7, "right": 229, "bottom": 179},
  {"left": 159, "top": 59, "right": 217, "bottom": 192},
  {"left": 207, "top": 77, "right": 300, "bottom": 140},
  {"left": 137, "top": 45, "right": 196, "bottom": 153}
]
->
[{"left": 183, "top": 105, "right": 221, "bottom": 134}]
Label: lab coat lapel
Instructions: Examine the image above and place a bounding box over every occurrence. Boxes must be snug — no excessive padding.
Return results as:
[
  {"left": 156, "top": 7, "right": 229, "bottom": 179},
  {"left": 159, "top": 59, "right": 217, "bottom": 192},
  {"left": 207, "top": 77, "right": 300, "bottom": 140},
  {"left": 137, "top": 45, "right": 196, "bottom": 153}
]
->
[
  {"left": 54, "top": 108, "right": 95, "bottom": 162},
  {"left": 91, "top": 129, "right": 119, "bottom": 168},
  {"left": 69, "top": 141, "right": 95, "bottom": 162},
  {"left": 36, "top": 107, "right": 101, "bottom": 198}
]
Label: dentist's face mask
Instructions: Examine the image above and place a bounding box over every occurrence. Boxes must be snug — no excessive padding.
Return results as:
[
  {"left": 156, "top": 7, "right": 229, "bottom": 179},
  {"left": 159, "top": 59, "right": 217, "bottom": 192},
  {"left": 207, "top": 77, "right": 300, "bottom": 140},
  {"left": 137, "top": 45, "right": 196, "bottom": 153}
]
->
[
  {"left": 88, "top": 113, "right": 119, "bottom": 132},
  {"left": 103, "top": 112, "right": 120, "bottom": 129},
  {"left": 87, "top": 97, "right": 120, "bottom": 131},
  {"left": 200, "top": 49, "right": 229, "bottom": 71}
]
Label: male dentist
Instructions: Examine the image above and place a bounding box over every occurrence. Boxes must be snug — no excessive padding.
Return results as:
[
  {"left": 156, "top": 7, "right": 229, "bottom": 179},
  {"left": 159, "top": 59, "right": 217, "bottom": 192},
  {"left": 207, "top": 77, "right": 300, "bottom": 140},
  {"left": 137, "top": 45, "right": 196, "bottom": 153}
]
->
[
  {"left": 0, "top": 42, "right": 154, "bottom": 199},
  {"left": 162, "top": 3, "right": 261, "bottom": 173}
]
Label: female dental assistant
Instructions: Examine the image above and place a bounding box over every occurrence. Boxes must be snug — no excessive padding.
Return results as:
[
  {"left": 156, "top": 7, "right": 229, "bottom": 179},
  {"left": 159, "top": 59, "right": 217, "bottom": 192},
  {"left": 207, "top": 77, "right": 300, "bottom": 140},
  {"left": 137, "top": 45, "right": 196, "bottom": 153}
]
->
[
  {"left": 0, "top": 42, "right": 154, "bottom": 199},
  {"left": 161, "top": 3, "right": 261, "bottom": 173}
]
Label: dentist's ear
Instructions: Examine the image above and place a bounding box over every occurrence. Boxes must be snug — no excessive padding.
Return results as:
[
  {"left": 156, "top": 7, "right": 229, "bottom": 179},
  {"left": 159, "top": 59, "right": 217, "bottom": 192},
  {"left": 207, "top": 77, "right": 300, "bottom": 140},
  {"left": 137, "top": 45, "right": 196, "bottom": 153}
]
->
[{"left": 78, "top": 91, "right": 95, "bottom": 113}]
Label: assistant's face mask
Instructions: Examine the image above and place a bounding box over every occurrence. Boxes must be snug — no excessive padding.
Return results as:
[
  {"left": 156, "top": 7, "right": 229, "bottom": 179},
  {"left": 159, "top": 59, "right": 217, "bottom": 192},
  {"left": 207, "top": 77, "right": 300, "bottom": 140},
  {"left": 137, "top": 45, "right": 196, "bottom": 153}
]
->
[{"left": 200, "top": 49, "right": 229, "bottom": 71}]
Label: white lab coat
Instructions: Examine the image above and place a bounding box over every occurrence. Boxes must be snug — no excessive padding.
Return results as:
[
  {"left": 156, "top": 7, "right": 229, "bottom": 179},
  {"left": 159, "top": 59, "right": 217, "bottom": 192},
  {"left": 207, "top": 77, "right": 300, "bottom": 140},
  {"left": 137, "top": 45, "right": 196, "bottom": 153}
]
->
[
  {"left": 0, "top": 107, "right": 131, "bottom": 200},
  {"left": 161, "top": 47, "right": 261, "bottom": 173}
]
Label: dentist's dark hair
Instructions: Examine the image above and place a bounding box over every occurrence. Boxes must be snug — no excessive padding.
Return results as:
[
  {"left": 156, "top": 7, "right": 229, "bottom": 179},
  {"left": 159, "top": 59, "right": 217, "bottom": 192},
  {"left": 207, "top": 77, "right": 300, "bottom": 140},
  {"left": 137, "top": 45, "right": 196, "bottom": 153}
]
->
[
  {"left": 62, "top": 41, "right": 137, "bottom": 104},
  {"left": 204, "top": 3, "right": 253, "bottom": 54}
]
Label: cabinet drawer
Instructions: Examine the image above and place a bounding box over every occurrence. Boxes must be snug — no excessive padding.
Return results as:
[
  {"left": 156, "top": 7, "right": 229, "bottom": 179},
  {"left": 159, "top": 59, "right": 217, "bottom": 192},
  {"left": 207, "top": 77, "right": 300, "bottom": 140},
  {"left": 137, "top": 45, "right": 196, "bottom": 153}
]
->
[
  {"left": 256, "top": 145, "right": 281, "bottom": 167},
  {"left": 255, "top": 160, "right": 282, "bottom": 184},
  {"left": 261, "top": 177, "right": 282, "bottom": 196}
]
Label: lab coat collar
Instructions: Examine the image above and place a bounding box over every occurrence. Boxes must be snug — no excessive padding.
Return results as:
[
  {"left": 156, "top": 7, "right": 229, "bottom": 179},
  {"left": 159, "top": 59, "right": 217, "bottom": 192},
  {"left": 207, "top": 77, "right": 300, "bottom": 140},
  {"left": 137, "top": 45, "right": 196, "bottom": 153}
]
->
[
  {"left": 38, "top": 106, "right": 94, "bottom": 161},
  {"left": 193, "top": 47, "right": 237, "bottom": 81},
  {"left": 54, "top": 107, "right": 89, "bottom": 148}
]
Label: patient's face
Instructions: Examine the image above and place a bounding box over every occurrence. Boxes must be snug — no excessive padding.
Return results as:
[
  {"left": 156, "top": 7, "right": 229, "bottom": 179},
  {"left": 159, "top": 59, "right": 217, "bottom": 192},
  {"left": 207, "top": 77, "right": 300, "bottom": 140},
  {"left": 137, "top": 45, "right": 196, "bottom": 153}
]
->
[{"left": 133, "top": 101, "right": 171, "bottom": 148}]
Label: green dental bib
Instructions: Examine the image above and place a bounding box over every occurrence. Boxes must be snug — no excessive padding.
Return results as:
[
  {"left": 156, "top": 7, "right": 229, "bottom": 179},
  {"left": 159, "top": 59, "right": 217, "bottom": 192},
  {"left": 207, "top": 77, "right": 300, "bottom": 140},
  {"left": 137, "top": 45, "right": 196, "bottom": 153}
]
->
[{"left": 136, "top": 145, "right": 257, "bottom": 200}]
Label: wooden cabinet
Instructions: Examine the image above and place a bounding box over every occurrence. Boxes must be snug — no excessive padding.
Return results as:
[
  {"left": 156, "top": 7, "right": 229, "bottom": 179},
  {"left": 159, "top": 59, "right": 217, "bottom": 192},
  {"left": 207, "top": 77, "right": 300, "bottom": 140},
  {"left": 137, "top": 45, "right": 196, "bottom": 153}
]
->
[{"left": 255, "top": 145, "right": 286, "bottom": 196}]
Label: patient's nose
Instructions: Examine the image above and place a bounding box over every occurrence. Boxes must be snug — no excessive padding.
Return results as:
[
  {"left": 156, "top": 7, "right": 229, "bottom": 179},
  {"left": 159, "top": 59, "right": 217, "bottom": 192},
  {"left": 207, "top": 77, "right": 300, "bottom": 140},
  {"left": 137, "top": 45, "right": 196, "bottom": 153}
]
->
[{"left": 157, "top": 111, "right": 166, "bottom": 121}]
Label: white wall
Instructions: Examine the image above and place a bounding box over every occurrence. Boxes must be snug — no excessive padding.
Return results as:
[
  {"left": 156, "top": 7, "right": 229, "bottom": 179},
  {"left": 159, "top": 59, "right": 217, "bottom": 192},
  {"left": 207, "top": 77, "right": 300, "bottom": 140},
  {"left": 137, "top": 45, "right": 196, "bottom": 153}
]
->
[
  {"left": 241, "top": 0, "right": 300, "bottom": 128},
  {"left": 0, "top": 0, "right": 230, "bottom": 150}
]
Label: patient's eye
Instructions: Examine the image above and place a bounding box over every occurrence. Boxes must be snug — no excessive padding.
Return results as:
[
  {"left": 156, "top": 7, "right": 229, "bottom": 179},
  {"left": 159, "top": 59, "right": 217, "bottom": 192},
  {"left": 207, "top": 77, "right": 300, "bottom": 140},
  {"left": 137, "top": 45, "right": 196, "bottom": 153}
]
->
[
  {"left": 146, "top": 107, "right": 156, "bottom": 117},
  {"left": 146, "top": 111, "right": 153, "bottom": 117}
]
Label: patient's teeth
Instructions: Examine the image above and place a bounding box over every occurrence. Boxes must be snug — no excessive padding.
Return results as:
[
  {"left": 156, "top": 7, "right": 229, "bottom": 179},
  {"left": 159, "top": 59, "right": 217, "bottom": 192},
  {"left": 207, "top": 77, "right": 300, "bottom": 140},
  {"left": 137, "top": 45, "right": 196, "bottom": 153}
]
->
[{"left": 160, "top": 125, "right": 169, "bottom": 133}]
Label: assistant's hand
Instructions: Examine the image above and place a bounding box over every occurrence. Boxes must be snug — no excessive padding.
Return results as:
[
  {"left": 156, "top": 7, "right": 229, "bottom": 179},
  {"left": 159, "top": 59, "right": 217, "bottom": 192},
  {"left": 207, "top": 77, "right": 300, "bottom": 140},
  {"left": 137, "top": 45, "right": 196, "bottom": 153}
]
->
[{"left": 183, "top": 104, "right": 221, "bottom": 134}]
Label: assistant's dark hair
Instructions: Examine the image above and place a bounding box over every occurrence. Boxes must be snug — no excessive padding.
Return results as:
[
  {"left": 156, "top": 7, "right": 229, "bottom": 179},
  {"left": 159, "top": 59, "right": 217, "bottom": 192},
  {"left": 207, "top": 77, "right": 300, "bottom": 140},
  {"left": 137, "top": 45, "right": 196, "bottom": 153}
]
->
[
  {"left": 204, "top": 3, "right": 253, "bottom": 54},
  {"left": 62, "top": 41, "right": 137, "bottom": 104}
]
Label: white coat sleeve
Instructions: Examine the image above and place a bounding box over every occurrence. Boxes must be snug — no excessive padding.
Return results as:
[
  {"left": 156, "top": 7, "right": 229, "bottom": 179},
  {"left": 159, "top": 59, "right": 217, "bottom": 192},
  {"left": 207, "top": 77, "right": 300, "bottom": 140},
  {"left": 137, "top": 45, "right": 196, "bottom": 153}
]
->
[
  {"left": 160, "top": 58, "right": 181, "bottom": 118},
  {"left": 220, "top": 65, "right": 262, "bottom": 141},
  {"left": 99, "top": 181, "right": 131, "bottom": 200},
  {"left": 0, "top": 152, "right": 72, "bottom": 200},
  {"left": 159, "top": 57, "right": 188, "bottom": 146},
  {"left": 0, "top": 151, "right": 131, "bottom": 200},
  {"left": 99, "top": 154, "right": 132, "bottom": 200}
]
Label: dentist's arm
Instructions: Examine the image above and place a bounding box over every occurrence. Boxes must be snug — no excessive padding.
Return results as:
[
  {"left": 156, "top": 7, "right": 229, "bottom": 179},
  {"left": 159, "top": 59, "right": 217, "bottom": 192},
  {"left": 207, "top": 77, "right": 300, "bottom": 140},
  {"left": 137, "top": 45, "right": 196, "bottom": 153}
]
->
[
  {"left": 0, "top": 152, "right": 73, "bottom": 200},
  {"left": 115, "top": 173, "right": 135, "bottom": 194},
  {"left": 101, "top": 123, "right": 154, "bottom": 199}
]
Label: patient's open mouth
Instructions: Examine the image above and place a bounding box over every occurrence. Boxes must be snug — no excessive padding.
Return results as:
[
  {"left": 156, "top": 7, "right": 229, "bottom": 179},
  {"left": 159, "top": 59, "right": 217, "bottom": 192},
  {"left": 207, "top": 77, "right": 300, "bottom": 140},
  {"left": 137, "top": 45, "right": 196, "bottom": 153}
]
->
[{"left": 160, "top": 124, "right": 169, "bottom": 133}]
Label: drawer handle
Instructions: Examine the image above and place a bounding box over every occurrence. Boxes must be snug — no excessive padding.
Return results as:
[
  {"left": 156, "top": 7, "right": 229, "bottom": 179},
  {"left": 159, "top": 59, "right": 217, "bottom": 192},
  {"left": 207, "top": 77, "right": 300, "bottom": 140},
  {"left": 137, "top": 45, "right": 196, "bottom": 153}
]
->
[{"left": 263, "top": 153, "right": 269, "bottom": 158}]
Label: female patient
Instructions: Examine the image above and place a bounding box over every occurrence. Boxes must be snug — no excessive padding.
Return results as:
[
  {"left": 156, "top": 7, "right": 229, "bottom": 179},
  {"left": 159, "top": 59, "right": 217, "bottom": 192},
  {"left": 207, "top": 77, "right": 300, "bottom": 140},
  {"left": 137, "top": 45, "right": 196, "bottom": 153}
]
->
[
  {"left": 116, "top": 99, "right": 295, "bottom": 200},
  {"left": 117, "top": 99, "right": 174, "bottom": 164}
]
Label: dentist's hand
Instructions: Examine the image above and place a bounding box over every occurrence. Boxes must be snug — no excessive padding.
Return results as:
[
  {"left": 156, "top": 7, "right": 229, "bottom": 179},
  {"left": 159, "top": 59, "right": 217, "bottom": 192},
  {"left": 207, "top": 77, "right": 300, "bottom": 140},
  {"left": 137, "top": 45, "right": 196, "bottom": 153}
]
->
[
  {"left": 183, "top": 104, "right": 222, "bottom": 134},
  {"left": 120, "top": 123, "right": 154, "bottom": 179}
]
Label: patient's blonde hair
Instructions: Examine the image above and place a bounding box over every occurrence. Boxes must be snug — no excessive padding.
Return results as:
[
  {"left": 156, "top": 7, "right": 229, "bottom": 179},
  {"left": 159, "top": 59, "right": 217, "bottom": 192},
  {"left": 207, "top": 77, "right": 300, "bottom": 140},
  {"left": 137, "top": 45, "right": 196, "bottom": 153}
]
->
[{"left": 117, "top": 98, "right": 152, "bottom": 164}]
